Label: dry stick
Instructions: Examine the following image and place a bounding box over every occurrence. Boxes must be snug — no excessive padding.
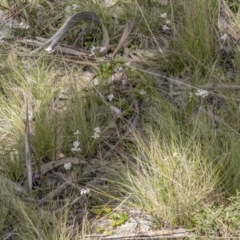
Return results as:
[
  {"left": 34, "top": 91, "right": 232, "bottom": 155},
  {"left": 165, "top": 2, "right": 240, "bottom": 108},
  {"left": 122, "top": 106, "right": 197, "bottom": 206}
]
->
[
  {"left": 102, "top": 94, "right": 139, "bottom": 161},
  {"left": 84, "top": 228, "right": 192, "bottom": 240},
  {"left": 25, "top": 101, "right": 32, "bottom": 191}
]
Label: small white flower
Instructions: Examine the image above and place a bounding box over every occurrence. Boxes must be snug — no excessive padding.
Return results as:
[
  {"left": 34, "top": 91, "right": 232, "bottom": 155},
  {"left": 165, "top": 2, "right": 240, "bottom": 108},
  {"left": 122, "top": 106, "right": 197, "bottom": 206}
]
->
[
  {"left": 110, "top": 106, "right": 121, "bottom": 114},
  {"left": 116, "top": 66, "right": 123, "bottom": 72},
  {"left": 92, "top": 127, "right": 101, "bottom": 139},
  {"left": 93, "top": 77, "right": 99, "bottom": 86},
  {"left": 45, "top": 46, "right": 55, "bottom": 53},
  {"left": 125, "top": 62, "right": 131, "bottom": 67},
  {"left": 72, "top": 4, "right": 79, "bottom": 10},
  {"left": 80, "top": 187, "right": 90, "bottom": 195},
  {"left": 64, "top": 162, "right": 72, "bottom": 170},
  {"left": 160, "top": 13, "right": 167, "bottom": 19},
  {"left": 74, "top": 130, "right": 80, "bottom": 135},
  {"left": 140, "top": 90, "right": 146, "bottom": 95},
  {"left": 19, "top": 22, "right": 30, "bottom": 29},
  {"left": 162, "top": 25, "right": 169, "bottom": 31},
  {"left": 71, "top": 141, "right": 81, "bottom": 152},
  {"left": 165, "top": 19, "right": 171, "bottom": 25},
  {"left": 195, "top": 89, "right": 209, "bottom": 98},
  {"left": 122, "top": 79, "right": 127, "bottom": 86},
  {"left": 173, "top": 152, "right": 179, "bottom": 157},
  {"left": 107, "top": 94, "right": 114, "bottom": 101},
  {"left": 94, "top": 127, "right": 101, "bottom": 133},
  {"left": 92, "top": 133, "right": 100, "bottom": 139},
  {"left": 189, "top": 92, "right": 193, "bottom": 98},
  {"left": 100, "top": 47, "right": 106, "bottom": 52},
  {"left": 73, "top": 141, "right": 80, "bottom": 148},
  {"left": 59, "top": 153, "right": 65, "bottom": 158},
  {"left": 220, "top": 34, "right": 228, "bottom": 41},
  {"left": 90, "top": 45, "right": 96, "bottom": 53}
]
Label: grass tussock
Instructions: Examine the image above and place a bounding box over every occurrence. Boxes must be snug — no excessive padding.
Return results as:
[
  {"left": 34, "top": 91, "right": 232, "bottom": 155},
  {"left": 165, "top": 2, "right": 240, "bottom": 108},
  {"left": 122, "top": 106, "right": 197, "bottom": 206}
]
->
[{"left": 108, "top": 108, "right": 219, "bottom": 227}]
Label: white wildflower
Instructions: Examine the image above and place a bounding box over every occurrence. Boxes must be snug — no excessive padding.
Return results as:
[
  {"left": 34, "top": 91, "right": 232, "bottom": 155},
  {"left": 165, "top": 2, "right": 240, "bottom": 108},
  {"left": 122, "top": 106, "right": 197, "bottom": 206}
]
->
[
  {"left": 73, "top": 141, "right": 80, "bottom": 148},
  {"left": 90, "top": 46, "right": 106, "bottom": 54},
  {"left": 160, "top": 13, "right": 167, "bottom": 19},
  {"left": 71, "top": 141, "right": 81, "bottom": 152},
  {"left": 94, "top": 127, "right": 101, "bottom": 133},
  {"left": 220, "top": 34, "right": 228, "bottom": 41},
  {"left": 162, "top": 25, "right": 169, "bottom": 31},
  {"left": 173, "top": 152, "right": 179, "bottom": 157},
  {"left": 64, "top": 162, "right": 72, "bottom": 170},
  {"left": 90, "top": 45, "right": 96, "bottom": 53},
  {"left": 107, "top": 94, "right": 114, "bottom": 101},
  {"left": 122, "top": 79, "right": 127, "bottom": 87},
  {"left": 140, "top": 90, "right": 146, "bottom": 95},
  {"left": 165, "top": 19, "right": 171, "bottom": 25},
  {"left": 74, "top": 130, "right": 80, "bottom": 135},
  {"left": 58, "top": 153, "right": 65, "bottom": 158},
  {"left": 92, "top": 127, "right": 101, "bottom": 139},
  {"left": 110, "top": 106, "right": 121, "bottom": 114},
  {"left": 125, "top": 62, "right": 131, "bottom": 67},
  {"left": 100, "top": 46, "right": 106, "bottom": 52},
  {"left": 72, "top": 4, "right": 79, "bottom": 10},
  {"left": 93, "top": 77, "right": 99, "bottom": 86},
  {"left": 117, "top": 66, "right": 123, "bottom": 72},
  {"left": 195, "top": 89, "right": 209, "bottom": 98},
  {"left": 189, "top": 92, "right": 193, "bottom": 98},
  {"left": 80, "top": 187, "right": 90, "bottom": 195},
  {"left": 45, "top": 46, "right": 55, "bottom": 53},
  {"left": 19, "top": 22, "right": 30, "bottom": 29}
]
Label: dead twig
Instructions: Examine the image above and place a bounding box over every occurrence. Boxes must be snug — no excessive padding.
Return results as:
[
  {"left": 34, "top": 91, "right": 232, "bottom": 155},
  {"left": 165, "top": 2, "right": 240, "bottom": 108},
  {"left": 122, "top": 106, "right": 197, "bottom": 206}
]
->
[
  {"left": 84, "top": 228, "right": 193, "bottom": 239},
  {"left": 25, "top": 101, "right": 32, "bottom": 191}
]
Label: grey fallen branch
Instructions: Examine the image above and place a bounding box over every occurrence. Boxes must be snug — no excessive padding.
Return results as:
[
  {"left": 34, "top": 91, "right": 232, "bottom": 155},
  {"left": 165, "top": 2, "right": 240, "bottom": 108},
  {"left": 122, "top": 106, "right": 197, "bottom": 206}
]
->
[
  {"left": 20, "top": 11, "right": 135, "bottom": 58},
  {"left": 20, "top": 38, "right": 103, "bottom": 58}
]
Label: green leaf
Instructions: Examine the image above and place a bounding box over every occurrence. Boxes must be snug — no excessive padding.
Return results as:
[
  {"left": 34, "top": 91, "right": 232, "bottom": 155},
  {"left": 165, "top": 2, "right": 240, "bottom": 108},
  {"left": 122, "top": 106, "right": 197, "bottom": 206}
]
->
[
  {"left": 104, "top": 207, "right": 111, "bottom": 213},
  {"left": 103, "top": 230, "right": 113, "bottom": 235},
  {"left": 96, "top": 226, "right": 104, "bottom": 233},
  {"left": 91, "top": 208, "right": 102, "bottom": 215}
]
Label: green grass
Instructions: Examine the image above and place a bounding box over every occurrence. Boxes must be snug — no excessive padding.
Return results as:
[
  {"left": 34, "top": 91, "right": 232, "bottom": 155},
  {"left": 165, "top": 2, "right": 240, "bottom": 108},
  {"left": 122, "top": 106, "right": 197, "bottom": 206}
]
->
[{"left": 0, "top": 0, "right": 240, "bottom": 239}]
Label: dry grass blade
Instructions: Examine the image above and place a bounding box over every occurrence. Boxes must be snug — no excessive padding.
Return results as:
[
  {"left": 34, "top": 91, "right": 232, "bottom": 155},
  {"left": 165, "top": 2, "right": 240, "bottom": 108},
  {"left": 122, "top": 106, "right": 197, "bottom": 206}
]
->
[{"left": 25, "top": 101, "right": 32, "bottom": 191}]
